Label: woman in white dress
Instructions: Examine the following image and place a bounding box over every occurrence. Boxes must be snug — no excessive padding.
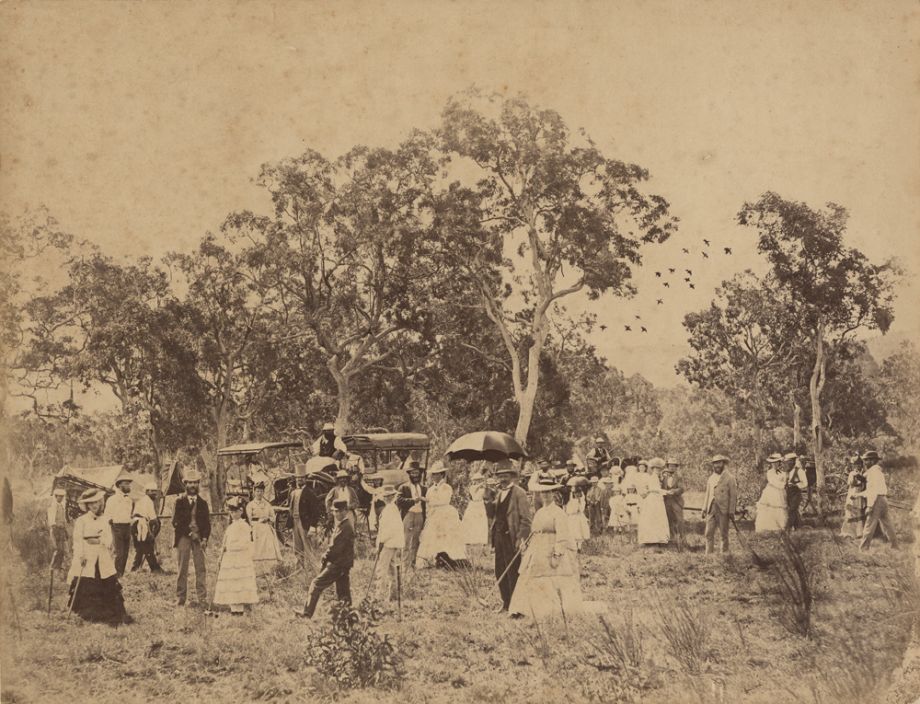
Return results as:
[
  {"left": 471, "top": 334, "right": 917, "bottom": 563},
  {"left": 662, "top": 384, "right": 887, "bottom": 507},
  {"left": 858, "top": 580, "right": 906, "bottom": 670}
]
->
[
  {"left": 246, "top": 483, "right": 282, "bottom": 575},
  {"left": 214, "top": 498, "right": 259, "bottom": 614},
  {"left": 621, "top": 465, "right": 641, "bottom": 531},
  {"left": 510, "top": 477, "right": 585, "bottom": 620},
  {"left": 460, "top": 473, "right": 488, "bottom": 551},
  {"left": 416, "top": 463, "right": 468, "bottom": 568},
  {"left": 637, "top": 458, "right": 671, "bottom": 545},
  {"left": 755, "top": 453, "right": 789, "bottom": 533},
  {"left": 565, "top": 482, "right": 591, "bottom": 549}
]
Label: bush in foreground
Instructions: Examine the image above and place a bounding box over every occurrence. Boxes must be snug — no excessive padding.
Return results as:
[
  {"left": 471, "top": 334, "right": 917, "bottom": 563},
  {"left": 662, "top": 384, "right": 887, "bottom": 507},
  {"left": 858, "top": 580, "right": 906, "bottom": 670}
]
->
[{"left": 305, "top": 598, "right": 402, "bottom": 690}]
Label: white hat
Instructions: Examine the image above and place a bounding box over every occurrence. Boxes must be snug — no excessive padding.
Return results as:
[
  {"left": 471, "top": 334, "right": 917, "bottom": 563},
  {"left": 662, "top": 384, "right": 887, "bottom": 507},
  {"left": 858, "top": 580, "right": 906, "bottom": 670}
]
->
[
  {"left": 53, "top": 487, "right": 66, "bottom": 497},
  {"left": 648, "top": 457, "right": 665, "bottom": 469},
  {"left": 766, "top": 453, "right": 784, "bottom": 464},
  {"left": 665, "top": 458, "right": 680, "bottom": 466},
  {"left": 322, "top": 422, "right": 335, "bottom": 431},
  {"left": 78, "top": 488, "right": 106, "bottom": 505},
  {"left": 783, "top": 452, "right": 798, "bottom": 461},
  {"left": 428, "top": 462, "right": 447, "bottom": 475},
  {"left": 183, "top": 468, "right": 202, "bottom": 483},
  {"left": 378, "top": 485, "right": 398, "bottom": 498},
  {"left": 710, "top": 454, "right": 730, "bottom": 464}
]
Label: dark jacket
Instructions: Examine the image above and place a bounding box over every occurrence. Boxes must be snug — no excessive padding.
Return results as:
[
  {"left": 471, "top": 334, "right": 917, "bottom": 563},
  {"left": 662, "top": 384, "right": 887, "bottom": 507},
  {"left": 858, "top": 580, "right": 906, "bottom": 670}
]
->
[
  {"left": 171, "top": 494, "right": 211, "bottom": 547},
  {"left": 396, "top": 481, "right": 427, "bottom": 520},
  {"left": 297, "top": 486, "right": 324, "bottom": 531},
  {"left": 491, "top": 484, "right": 532, "bottom": 547},
  {"left": 323, "top": 517, "right": 355, "bottom": 569}
]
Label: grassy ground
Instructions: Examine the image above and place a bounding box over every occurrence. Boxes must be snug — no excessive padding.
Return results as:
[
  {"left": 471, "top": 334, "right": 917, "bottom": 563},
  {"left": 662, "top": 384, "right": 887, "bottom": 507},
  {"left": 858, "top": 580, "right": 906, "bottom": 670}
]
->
[{"left": 1, "top": 505, "right": 916, "bottom": 704}]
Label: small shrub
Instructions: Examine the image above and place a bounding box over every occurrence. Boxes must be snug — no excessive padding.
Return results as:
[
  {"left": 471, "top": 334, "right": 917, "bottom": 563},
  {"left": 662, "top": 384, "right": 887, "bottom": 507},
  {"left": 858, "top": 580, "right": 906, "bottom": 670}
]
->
[
  {"left": 585, "top": 611, "right": 651, "bottom": 702},
  {"left": 447, "top": 563, "right": 488, "bottom": 602},
  {"left": 769, "top": 531, "right": 815, "bottom": 638},
  {"left": 305, "top": 599, "right": 402, "bottom": 690},
  {"left": 654, "top": 597, "right": 711, "bottom": 674}
]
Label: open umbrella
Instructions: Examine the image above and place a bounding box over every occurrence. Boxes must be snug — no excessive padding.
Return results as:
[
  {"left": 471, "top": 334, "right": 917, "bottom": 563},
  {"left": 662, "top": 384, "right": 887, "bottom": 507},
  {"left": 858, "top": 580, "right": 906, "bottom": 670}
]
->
[
  {"left": 305, "top": 456, "right": 338, "bottom": 474},
  {"left": 445, "top": 431, "right": 527, "bottom": 462}
]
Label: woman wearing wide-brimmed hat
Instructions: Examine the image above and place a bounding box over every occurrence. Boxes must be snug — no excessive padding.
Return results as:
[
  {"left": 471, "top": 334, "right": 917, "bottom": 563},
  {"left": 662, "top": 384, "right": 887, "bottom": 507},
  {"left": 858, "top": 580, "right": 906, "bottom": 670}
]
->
[
  {"left": 245, "top": 482, "right": 282, "bottom": 575},
  {"left": 415, "top": 462, "right": 468, "bottom": 569},
  {"left": 637, "top": 458, "right": 671, "bottom": 545},
  {"left": 67, "top": 488, "right": 131, "bottom": 625},
  {"left": 509, "top": 476, "right": 585, "bottom": 620},
  {"left": 754, "top": 454, "right": 788, "bottom": 533},
  {"left": 214, "top": 497, "right": 259, "bottom": 615}
]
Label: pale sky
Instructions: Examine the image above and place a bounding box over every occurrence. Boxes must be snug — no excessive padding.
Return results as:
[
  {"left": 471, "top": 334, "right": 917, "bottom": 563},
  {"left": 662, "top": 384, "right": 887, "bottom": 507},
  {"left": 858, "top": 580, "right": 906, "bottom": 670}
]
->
[{"left": 3, "top": 1, "right": 918, "bottom": 392}]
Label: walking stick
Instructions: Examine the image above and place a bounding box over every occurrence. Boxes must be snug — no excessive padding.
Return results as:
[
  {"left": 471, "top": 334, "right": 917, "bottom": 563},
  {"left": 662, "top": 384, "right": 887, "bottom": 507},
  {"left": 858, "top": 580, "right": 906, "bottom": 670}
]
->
[
  {"left": 47, "top": 550, "right": 58, "bottom": 616},
  {"left": 67, "top": 569, "right": 84, "bottom": 618},
  {"left": 395, "top": 563, "right": 402, "bottom": 622},
  {"left": 362, "top": 544, "right": 382, "bottom": 604},
  {"left": 491, "top": 534, "right": 532, "bottom": 590}
]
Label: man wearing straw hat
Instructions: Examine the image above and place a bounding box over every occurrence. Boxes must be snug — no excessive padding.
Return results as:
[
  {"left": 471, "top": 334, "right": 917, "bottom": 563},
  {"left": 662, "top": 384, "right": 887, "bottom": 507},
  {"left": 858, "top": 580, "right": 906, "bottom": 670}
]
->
[
  {"left": 47, "top": 486, "right": 70, "bottom": 572},
  {"left": 702, "top": 455, "right": 737, "bottom": 555},
  {"left": 372, "top": 485, "right": 404, "bottom": 604},
  {"left": 492, "top": 460, "right": 532, "bottom": 613},
  {"left": 661, "top": 459, "right": 685, "bottom": 548},
  {"left": 294, "top": 499, "right": 355, "bottom": 618},
  {"left": 397, "top": 461, "right": 427, "bottom": 572},
  {"left": 104, "top": 475, "right": 136, "bottom": 577},
  {"left": 172, "top": 468, "right": 211, "bottom": 607}
]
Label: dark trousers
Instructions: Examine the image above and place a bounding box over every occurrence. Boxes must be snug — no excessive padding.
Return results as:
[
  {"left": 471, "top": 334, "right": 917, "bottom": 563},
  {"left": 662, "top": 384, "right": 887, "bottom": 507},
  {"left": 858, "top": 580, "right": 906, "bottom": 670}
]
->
[
  {"left": 176, "top": 535, "right": 207, "bottom": 604},
  {"left": 111, "top": 523, "right": 132, "bottom": 576},
  {"left": 51, "top": 526, "right": 68, "bottom": 569},
  {"left": 664, "top": 500, "right": 684, "bottom": 545},
  {"left": 131, "top": 537, "right": 162, "bottom": 571},
  {"left": 786, "top": 487, "right": 802, "bottom": 530},
  {"left": 302, "top": 562, "right": 352, "bottom": 617},
  {"left": 493, "top": 530, "right": 521, "bottom": 609}
]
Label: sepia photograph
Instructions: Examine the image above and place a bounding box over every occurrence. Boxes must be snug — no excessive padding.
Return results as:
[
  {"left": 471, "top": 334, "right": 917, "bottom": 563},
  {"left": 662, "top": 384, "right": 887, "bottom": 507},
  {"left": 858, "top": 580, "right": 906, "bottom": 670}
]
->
[{"left": 1, "top": 2, "right": 919, "bottom": 702}]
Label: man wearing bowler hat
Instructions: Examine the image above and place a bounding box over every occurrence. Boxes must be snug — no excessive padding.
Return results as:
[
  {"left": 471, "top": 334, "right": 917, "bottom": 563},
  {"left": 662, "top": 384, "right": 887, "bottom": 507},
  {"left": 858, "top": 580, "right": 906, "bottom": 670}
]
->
[
  {"left": 492, "top": 460, "right": 532, "bottom": 613},
  {"left": 856, "top": 450, "right": 898, "bottom": 550},
  {"left": 294, "top": 499, "right": 355, "bottom": 618},
  {"left": 702, "top": 455, "right": 737, "bottom": 554}
]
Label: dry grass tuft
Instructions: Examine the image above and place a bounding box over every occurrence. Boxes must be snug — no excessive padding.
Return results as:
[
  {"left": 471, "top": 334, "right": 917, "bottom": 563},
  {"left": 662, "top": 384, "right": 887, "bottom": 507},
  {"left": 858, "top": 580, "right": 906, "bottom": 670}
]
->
[
  {"left": 769, "top": 531, "right": 816, "bottom": 638},
  {"left": 654, "top": 596, "right": 712, "bottom": 674}
]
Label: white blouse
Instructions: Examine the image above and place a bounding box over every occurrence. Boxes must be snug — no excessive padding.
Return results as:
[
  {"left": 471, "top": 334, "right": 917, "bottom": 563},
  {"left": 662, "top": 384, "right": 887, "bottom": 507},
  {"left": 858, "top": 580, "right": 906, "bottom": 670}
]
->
[{"left": 67, "top": 511, "right": 116, "bottom": 581}]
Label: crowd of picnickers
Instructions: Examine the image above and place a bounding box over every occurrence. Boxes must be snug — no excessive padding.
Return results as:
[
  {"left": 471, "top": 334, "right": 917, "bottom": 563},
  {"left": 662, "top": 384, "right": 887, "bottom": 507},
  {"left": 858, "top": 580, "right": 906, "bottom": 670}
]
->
[{"left": 40, "top": 427, "right": 902, "bottom": 627}]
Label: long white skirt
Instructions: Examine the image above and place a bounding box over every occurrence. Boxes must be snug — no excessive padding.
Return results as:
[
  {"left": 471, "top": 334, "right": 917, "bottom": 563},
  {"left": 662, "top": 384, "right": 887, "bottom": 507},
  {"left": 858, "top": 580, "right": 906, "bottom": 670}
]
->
[
  {"left": 416, "top": 506, "right": 468, "bottom": 567},
  {"left": 251, "top": 522, "right": 282, "bottom": 574},
  {"left": 755, "top": 484, "right": 787, "bottom": 533},
  {"left": 637, "top": 493, "right": 670, "bottom": 544},
  {"left": 460, "top": 501, "right": 488, "bottom": 546}
]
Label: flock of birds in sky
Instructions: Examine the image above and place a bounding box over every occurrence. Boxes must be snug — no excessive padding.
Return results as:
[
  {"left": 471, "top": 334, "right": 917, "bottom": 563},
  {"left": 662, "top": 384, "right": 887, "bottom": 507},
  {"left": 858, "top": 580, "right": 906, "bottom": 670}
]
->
[{"left": 603, "top": 239, "right": 733, "bottom": 334}]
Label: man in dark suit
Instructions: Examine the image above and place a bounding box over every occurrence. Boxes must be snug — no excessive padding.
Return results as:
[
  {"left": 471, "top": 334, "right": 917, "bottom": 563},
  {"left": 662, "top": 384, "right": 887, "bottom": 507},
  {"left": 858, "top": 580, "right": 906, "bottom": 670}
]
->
[
  {"left": 294, "top": 499, "right": 355, "bottom": 618},
  {"left": 492, "top": 460, "right": 532, "bottom": 613},
  {"left": 171, "top": 469, "right": 211, "bottom": 607},
  {"left": 396, "top": 462, "right": 426, "bottom": 572}
]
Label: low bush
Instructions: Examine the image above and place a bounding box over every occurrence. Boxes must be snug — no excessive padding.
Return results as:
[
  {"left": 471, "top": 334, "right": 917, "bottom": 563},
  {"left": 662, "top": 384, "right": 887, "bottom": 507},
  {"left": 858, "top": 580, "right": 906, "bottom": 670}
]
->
[
  {"left": 305, "top": 598, "right": 402, "bottom": 690},
  {"left": 654, "top": 597, "right": 711, "bottom": 674},
  {"left": 769, "top": 531, "right": 816, "bottom": 638}
]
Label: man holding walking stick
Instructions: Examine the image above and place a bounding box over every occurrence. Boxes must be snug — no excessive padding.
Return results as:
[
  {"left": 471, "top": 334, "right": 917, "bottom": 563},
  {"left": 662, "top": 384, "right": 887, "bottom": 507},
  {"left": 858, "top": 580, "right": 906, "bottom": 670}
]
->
[{"left": 491, "top": 460, "right": 532, "bottom": 614}]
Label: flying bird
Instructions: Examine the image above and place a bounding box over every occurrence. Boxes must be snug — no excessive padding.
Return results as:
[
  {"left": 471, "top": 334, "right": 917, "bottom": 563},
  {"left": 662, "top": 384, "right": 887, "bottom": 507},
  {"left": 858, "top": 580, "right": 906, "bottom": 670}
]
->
[
  {"left": 634, "top": 315, "right": 641, "bottom": 320},
  {"left": 689, "top": 283, "right": 696, "bottom": 289},
  {"left": 624, "top": 325, "right": 632, "bottom": 332},
  {"left": 656, "top": 298, "right": 663, "bottom": 305},
  {"left": 724, "top": 247, "right": 733, "bottom": 255},
  {"left": 663, "top": 282, "right": 670, "bottom": 288},
  {"left": 684, "top": 277, "right": 691, "bottom": 282},
  {"left": 599, "top": 324, "right": 607, "bottom": 331},
  {"left": 682, "top": 248, "right": 690, "bottom": 254},
  {"left": 685, "top": 269, "right": 693, "bottom": 276},
  {"left": 668, "top": 267, "right": 676, "bottom": 273},
  {"left": 703, "top": 239, "right": 710, "bottom": 247},
  {"left": 641, "top": 326, "right": 648, "bottom": 333},
  {"left": 702, "top": 251, "right": 709, "bottom": 259},
  {"left": 655, "top": 271, "right": 662, "bottom": 278}
]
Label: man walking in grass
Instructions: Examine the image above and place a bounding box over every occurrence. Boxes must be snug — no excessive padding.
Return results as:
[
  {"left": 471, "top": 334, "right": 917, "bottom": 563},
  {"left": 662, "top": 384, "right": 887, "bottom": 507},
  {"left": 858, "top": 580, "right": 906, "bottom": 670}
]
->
[
  {"left": 703, "top": 455, "right": 737, "bottom": 555},
  {"left": 492, "top": 460, "right": 532, "bottom": 613},
  {"left": 857, "top": 450, "right": 898, "bottom": 551}
]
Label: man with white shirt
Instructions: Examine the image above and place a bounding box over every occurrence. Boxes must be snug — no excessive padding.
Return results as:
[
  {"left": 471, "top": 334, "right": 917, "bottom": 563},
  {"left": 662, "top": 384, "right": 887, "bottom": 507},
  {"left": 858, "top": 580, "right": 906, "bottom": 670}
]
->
[
  {"left": 372, "top": 485, "right": 405, "bottom": 604},
  {"left": 397, "top": 462, "right": 426, "bottom": 572},
  {"left": 47, "top": 487, "right": 70, "bottom": 572},
  {"left": 312, "top": 422, "right": 348, "bottom": 458},
  {"left": 857, "top": 450, "right": 898, "bottom": 550},
  {"left": 130, "top": 480, "right": 163, "bottom": 573},
  {"left": 104, "top": 477, "right": 135, "bottom": 576}
]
